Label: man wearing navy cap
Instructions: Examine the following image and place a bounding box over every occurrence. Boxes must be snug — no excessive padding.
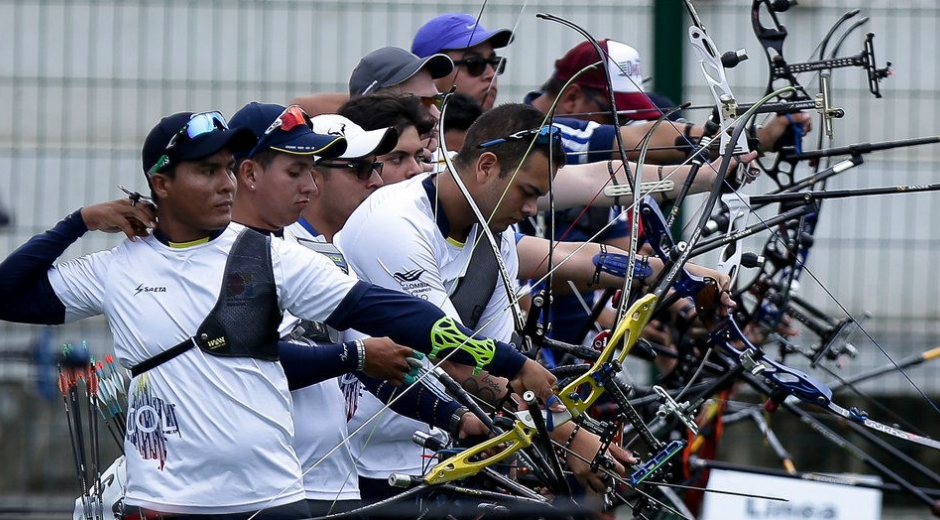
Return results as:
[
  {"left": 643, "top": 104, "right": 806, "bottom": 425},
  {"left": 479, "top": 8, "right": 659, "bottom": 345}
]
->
[
  {"left": 228, "top": 102, "right": 433, "bottom": 516},
  {"left": 412, "top": 13, "right": 513, "bottom": 111},
  {"left": 0, "top": 109, "right": 562, "bottom": 518},
  {"left": 229, "top": 102, "right": 346, "bottom": 231}
]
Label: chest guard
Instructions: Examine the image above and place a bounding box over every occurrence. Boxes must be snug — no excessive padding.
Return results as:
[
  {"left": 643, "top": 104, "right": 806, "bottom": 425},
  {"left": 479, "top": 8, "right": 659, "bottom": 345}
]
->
[{"left": 131, "top": 229, "right": 281, "bottom": 377}]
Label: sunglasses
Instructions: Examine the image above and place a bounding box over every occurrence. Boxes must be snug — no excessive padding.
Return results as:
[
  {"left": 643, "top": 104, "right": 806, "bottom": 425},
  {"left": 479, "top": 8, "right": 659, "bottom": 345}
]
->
[
  {"left": 453, "top": 54, "right": 506, "bottom": 77},
  {"left": 478, "top": 124, "right": 563, "bottom": 149},
  {"left": 147, "top": 111, "right": 229, "bottom": 177},
  {"left": 420, "top": 93, "right": 445, "bottom": 111},
  {"left": 316, "top": 159, "right": 384, "bottom": 180},
  {"left": 249, "top": 105, "right": 313, "bottom": 157},
  {"left": 581, "top": 87, "right": 612, "bottom": 113}
]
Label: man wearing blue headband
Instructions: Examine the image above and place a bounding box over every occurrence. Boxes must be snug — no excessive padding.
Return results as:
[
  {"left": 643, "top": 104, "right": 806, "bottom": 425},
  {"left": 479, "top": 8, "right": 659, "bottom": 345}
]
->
[{"left": 337, "top": 103, "right": 654, "bottom": 498}]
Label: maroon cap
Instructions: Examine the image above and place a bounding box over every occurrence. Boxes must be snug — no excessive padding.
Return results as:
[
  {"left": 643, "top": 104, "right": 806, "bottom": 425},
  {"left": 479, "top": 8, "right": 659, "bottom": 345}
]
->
[{"left": 553, "top": 39, "right": 660, "bottom": 121}]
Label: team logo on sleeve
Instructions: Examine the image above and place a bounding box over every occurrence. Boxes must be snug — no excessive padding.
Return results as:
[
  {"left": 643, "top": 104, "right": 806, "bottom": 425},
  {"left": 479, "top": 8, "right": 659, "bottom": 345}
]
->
[
  {"left": 339, "top": 373, "right": 361, "bottom": 421},
  {"left": 393, "top": 268, "right": 432, "bottom": 299},
  {"left": 393, "top": 268, "right": 425, "bottom": 283}
]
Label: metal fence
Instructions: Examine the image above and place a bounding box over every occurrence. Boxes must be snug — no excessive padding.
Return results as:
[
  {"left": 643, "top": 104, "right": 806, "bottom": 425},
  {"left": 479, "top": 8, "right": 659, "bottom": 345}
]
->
[{"left": 0, "top": 0, "right": 939, "bottom": 505}]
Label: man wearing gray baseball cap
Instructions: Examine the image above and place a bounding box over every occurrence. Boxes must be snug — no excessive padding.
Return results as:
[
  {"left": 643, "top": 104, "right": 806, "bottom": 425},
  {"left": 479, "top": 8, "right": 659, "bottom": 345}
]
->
[
  {"left": 349, "top": 46, "right": 453, "bottom": 98},
  {"left": 293, "top": 47, "right": 453, "bottom": 119}
]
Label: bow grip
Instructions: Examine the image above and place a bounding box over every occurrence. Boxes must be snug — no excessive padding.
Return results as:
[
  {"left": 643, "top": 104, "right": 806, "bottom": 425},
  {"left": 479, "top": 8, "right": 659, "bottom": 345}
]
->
[
  {"left": 423, "top": 421, "right": 534, "bottom": 485},
  {"left": 559, "top": 294, "right": 658, "bottom": 417},
  {"left": 716, "top": 317, "right": 834, "bottom": 409},
  {"left": 761, "top": 356, "right": 833, "bottom": 408}
]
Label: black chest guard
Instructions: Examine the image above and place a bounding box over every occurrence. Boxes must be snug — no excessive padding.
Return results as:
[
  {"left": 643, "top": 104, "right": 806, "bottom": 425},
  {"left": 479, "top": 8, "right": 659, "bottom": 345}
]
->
[{"left": 131, "top": 229, "right": 282, "bottom": 377}]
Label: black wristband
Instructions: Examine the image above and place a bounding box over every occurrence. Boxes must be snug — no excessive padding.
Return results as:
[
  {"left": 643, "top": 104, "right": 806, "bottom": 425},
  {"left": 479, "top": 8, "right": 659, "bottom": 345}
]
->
[{"left": 449, "top": 406, "right": 469, "bottom": 437}]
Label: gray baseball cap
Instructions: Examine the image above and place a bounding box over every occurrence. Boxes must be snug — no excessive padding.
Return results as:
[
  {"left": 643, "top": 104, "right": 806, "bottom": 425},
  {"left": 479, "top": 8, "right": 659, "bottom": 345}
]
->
[{"left": 349, "top": 46, "right": 454, "bottom": 97}]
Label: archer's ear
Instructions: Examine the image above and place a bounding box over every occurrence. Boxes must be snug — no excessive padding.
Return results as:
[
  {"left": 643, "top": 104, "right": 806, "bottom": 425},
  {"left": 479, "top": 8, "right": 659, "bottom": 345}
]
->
[
  {"left": 475, "top": 151, "right": 502, "bottom": 184},
  {"left": 237, "top": 159, "right": 259, "bottom": 188},
  {"left": 149, "top": 173, "right": 170, "bottom": 201},
  {"left": 559, "top": 83, "right": 584, "bottom": 114}
]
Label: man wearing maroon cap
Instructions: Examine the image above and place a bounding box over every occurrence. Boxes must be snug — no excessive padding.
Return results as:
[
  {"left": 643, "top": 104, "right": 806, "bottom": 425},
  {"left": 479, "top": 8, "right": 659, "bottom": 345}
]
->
[
  {"left": 526, "top": 38, "right": 809, "bottom": 166},
  {"left": 529, "top": 39, "right": 661, "bottom": 125},
  {"left": 520, "top": 39, "right": 809, "bottom": 354}
]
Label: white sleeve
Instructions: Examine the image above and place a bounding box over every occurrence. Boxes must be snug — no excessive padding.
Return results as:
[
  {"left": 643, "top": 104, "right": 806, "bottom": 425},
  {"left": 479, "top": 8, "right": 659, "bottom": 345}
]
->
[
  {"left": 47, "top": 248, "right": 116, "bottom": 323},
  {"left": 337, "top": 213, "right": 461, "bottom": 320},
  {"left": 272, "top": 240, "right": 360, "bottom": 323}
]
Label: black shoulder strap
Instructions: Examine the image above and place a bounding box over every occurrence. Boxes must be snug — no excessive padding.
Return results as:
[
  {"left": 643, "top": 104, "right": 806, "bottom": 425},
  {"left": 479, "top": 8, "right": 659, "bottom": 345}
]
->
[
  {"left": 130, "top": 337, "right": 195, "bottom": 377},
  {"left": 450, "top": 231, "right": 502, "bottom": 330}
]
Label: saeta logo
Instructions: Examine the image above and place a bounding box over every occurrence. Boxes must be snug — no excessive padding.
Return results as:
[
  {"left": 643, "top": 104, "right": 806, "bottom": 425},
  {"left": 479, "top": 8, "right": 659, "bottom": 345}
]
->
[{"left": 134, "top": 284, "right": 167, "bottom": 296}]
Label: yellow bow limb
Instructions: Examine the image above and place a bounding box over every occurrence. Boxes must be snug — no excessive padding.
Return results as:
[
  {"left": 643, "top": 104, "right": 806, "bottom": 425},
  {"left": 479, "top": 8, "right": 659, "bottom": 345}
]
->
[
  {"left": 559, "top": 294, "right": 659, "bottom": 417},
  {"left": 423, "top": 421, "right": 534, "bottom": 485}
]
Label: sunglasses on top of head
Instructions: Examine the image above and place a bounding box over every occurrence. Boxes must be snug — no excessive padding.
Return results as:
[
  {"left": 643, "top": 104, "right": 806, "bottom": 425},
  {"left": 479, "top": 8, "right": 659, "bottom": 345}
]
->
[
  {"left": 316, "top": 159, "right": 384, "bottom": 180},
  {"left": 478, "top": 124, "right": 562, "bottom": 149},
  {"left": 248, "top": 105, "right": 313, "bottom": 157},
  {"left": 147, "top": 111, "right": 229, "bottom": 177},
  {"left": 452, "top": 54, "right": 506, "bottom": 77}
]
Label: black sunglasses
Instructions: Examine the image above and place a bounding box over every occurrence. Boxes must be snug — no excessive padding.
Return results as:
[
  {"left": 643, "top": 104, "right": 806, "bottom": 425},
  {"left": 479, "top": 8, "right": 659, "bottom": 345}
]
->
[
  {"left": 452, "top": 55, "right": 506, "bottom": 77},
  {"left": 317, "top": 159, "right": 384, "bottom": 180}
]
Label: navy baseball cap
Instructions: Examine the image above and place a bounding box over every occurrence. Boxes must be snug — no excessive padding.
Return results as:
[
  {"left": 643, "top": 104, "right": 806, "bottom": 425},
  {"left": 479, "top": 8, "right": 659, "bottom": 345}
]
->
[
  {"left": 142, "top": 111, "right": 257, "bottom": 176},
  {"left": 412, "top": 13, "right": 514, "bottom": 58},
  {"left": 229, "top": 102, "right": 347, "bottom": 160},
  {"left": 349, "top": 47, "right": 453, "bottom": 96}
]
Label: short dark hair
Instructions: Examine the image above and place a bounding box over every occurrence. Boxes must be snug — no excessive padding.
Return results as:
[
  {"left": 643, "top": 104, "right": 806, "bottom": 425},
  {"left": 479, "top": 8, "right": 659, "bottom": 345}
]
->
[
  {"left": 442, "top": 92, "right": 483, "bottom": 132},
  {"left": 148, "top": 167, "right": 174, "bottom": 204},
  {"left": 339, "top": 92, "right": 435, "bottom": 137},
  {"left": 234, "top": 149, "right": 279, "bottom": 172},
  {"left": 456, "top": 103, "right": 566, "bottom": 176},
  {"left": 539, "top": 76, "right": 566, "bottom": 98}
]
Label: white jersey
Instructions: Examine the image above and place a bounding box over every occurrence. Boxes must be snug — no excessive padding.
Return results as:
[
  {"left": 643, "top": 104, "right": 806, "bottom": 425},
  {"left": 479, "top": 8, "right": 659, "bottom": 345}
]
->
[
  {"left": 336, "top": 174, "right": 518, "bottom": 478},
  {"left": 49, "top": 223, "right": 357, "bottom": 514},
  {"left": 281, "top": 220, "right": 360, "bottom": 501},
  {"left": 336, "top": 174, "right": 518, "bottom": 342}
]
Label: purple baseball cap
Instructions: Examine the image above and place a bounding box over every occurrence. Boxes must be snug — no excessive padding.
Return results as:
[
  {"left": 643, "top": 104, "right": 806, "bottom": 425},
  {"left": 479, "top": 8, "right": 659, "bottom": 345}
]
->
[{"left": 412, "top": 13, "right": 514, "bottom": 58}]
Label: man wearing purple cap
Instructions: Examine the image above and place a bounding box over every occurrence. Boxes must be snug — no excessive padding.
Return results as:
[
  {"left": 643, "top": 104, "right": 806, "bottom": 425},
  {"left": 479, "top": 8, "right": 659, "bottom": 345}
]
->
[
  {"left": 0, "top": 109, "right": 560, "bottom": 518},
  {"left": 412, "top": 13, "right": 513, "bottom": 111}
]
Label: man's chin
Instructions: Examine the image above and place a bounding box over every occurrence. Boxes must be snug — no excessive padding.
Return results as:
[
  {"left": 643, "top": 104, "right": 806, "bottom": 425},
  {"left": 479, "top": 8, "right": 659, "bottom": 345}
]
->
[{"left": 488, "top": 221, "right": 510, "bottom": 234}]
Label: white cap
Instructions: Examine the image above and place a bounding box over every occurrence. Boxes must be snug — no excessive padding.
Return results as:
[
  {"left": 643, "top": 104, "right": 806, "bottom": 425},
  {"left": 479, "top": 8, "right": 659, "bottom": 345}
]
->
[{"left": 311, "top": 114, "right": 398, "bottom": 160}]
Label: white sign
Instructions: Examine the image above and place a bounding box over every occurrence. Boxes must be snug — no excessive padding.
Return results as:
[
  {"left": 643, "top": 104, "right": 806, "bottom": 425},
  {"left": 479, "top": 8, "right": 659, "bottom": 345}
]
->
[{"left": 701, "top": 469, "right": 882, "bottom": 520}]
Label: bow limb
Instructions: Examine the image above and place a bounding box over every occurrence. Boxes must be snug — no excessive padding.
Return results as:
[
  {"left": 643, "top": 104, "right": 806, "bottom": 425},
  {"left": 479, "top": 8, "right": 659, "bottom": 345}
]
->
[
  {"left": 685, "top": 1, "right": 750, "bottom": 158},
  {"left": 423, "top": 293, "right": 660, "bottom": 485},
  {"left": 559, "top": 293, "right": 658, "bottom": 418},
  {"left": 423, "top": 421, "right": 535, "bottom": 485}
]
